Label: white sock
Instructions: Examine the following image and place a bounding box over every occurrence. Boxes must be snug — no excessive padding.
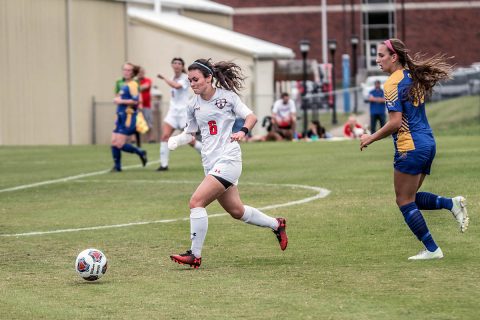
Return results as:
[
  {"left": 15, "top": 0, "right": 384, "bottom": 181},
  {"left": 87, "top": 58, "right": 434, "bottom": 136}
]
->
[
  {"left": 241, "top": 205, "right": 278, "bottom": 230},
  {"left": 193, "top": 141, "right": 202, "bottom": 153},
  {"left": 160, "top": 141, "right": 169, "bottom": 167},
  {"left": 190, "top": 207, "right": 208, "bottom": 258}
]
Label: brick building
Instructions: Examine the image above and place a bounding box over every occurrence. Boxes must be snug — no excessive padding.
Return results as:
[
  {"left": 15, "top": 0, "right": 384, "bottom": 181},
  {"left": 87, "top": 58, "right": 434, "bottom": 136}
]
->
[{"left": 214, "top": 0, "right": 480, "bottom": 81}]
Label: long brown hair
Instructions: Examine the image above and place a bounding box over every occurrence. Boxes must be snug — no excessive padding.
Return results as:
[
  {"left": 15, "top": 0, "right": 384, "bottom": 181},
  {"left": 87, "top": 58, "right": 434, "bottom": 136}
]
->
[
  {"left": 386, "top": 38, "right": 453, "bottom": 102},
  {"left": 188, "top": 59, "right": 245, "bottom": 94}
]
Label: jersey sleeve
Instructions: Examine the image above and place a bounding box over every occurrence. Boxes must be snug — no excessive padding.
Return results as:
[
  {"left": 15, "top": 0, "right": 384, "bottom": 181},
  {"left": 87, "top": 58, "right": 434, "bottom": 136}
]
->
[
  {"left": 179, "top": 74, "right": 190, "bottom": 90},
  {"left": 184, "top": 99, "right": 199, "bottom": 134},
  {"left": 127, "top": 81, "right": 139, "bottom": 102},
  {"left": 384, "top": 77, "right": 402, "bottom": 113},
  {"left": 271, "top": 100, "right": 279, "bottom": 114},
  {"left": 289, "top": 100, "right": 297, "bottom": 113},
  {"left": 142, "top": 78, "right": 152, "bottom": 91},
  {"left": 115, "top": 79, "right": 122, "bottom": 94},
  {"left": 368, "top": 89, "right": 375, "bottom": 99},
  {"left": 231, "top": 93, "right": 253, "bottom": 119}
]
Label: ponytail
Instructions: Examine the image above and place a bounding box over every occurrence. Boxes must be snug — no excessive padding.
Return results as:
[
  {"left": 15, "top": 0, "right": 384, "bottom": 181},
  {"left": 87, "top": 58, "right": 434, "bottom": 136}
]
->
[
  {"left": 386, "top": 39, "right": 453, "bottom": 102},
  {"left": 188, "top": 59, "right": 245, "bottom": 94}
]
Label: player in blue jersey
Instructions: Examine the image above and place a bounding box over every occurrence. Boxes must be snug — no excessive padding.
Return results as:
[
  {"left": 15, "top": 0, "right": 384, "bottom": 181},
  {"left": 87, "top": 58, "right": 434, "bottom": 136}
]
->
[
  {"left": 360, "top": 39, "right": 469, "bottom": 260},
  {"left": 111, "top": 62, "right": 148, "bottom": 172}
]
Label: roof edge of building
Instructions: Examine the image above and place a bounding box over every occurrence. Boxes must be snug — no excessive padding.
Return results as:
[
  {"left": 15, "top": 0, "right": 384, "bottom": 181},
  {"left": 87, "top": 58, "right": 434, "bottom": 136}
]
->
[{"left": 128, "top": 8, "right": 295, "bottom": 60}]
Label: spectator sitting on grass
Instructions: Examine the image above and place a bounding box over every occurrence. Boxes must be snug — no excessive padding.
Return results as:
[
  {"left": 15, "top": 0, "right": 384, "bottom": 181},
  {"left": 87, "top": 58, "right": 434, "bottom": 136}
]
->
[{"left": 344, "top": 115, "right": 367, "bottom": 139}]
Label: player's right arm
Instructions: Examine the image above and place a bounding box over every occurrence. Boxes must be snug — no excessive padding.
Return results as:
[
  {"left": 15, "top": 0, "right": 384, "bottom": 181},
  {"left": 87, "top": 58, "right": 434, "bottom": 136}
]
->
[
  {"left": 361, "top": 78, "right": 403, "bottom": 150},
  {"left": 360, "top": 111, "right": 402, "bottom": 150},
  {"left": 168, "top": 100, "right": 198, "bottom": 150}
]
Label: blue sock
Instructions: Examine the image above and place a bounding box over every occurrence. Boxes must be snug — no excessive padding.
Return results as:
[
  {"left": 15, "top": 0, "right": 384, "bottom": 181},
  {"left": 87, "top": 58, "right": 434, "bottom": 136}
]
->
[
  {"left": 400, "top": 202, "right": 438, "bottom": 252},
  {"left": 111, "top": 146, "right": 121, "bottom": 170},
  {"left": 121, "top": 143, "right": 141, "bottom": 155},
  {"left": 416, "top": 192, "right": 453, "bottom": 210}
]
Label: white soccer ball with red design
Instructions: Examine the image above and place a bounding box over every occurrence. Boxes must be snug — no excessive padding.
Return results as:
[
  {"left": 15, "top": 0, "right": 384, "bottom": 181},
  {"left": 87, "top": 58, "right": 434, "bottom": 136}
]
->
[{"left": 75, "top": 248, "right": 108, "bottom": 281}]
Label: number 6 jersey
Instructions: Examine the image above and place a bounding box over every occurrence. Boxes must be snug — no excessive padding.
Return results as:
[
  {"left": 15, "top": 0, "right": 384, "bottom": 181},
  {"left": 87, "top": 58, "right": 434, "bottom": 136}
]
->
[{"left": 184, "top": 88, "right": 253, "bottom": 171}]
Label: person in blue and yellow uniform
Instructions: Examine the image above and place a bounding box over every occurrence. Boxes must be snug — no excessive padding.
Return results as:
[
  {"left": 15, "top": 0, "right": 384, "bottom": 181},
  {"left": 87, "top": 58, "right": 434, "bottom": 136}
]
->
[
  {"left": 360, "top": 39, "right": 469, "bottom": 260},
  {"left": 111, "top": 62, "right": 148, "bottom": 172}
]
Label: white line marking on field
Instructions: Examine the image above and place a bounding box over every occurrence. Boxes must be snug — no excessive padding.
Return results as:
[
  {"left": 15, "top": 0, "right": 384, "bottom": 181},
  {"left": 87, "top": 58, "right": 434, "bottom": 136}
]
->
[
  {"left": 0, "top": 179, "right": 330, "bottom": 237},
  {"left": 0, "top": 161, "right": 159, "bottom": 194}
]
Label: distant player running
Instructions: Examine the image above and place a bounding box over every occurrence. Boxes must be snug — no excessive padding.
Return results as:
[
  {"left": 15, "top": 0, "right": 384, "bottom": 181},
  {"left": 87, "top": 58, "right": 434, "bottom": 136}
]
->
[
  {"left": 168, "top": 59, "right": 288, "bottom": 268},
  {"left": 156, "top": 57, "right": 202, "bottom": 171},
  {"left": 111, "top": 62, "right": 148, "bottom": 172},
  {"left": 360, "top": 39, "right": 469, "bottom": 260}
]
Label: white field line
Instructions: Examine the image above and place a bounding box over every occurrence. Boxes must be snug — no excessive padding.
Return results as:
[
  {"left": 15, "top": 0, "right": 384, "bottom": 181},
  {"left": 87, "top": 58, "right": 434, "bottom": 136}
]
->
[
  {"left": 0, "top": 179, "right": 330, "bottom": 237},
  {"left": 0, "top": 161, "right": 159, "bottom": 194}
]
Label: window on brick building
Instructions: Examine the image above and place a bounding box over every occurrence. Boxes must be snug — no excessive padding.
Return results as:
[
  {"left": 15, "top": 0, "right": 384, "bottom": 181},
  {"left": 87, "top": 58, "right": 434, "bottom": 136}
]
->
[{"left": 362, "top": 0, "right": 395, "bottom": 70}]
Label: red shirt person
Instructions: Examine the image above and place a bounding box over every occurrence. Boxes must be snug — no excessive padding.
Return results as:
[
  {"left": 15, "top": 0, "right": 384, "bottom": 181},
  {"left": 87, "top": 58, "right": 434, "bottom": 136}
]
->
[{"left": 343, "top": 115, "right": 365, "bottom": 139}]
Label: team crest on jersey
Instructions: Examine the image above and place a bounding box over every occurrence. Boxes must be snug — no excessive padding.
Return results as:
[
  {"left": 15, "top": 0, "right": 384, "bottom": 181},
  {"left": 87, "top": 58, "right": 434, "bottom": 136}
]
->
[{"left": 214, "top": 98, "right": 228, "bottom": 109}]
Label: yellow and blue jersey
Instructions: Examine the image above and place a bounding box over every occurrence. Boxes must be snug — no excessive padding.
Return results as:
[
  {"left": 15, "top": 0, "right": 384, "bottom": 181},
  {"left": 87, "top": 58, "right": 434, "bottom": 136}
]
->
[
  {"left": 114, "top": 80, "right": 139, "bottom": 135},
  {"left": 117, "top": 80, "right": 139, "bottom": 113},
  {"left": 115, "top": 78, "right": 125, "bottom": 94},
  {"left": 384, "top": 69, "right": 434, "bottom": 152}
]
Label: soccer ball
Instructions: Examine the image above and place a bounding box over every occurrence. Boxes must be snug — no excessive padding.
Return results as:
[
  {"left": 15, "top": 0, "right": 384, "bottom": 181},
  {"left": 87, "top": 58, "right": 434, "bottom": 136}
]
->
[{"left": 75, "top": 248, "right": 108, "bottom": 281}]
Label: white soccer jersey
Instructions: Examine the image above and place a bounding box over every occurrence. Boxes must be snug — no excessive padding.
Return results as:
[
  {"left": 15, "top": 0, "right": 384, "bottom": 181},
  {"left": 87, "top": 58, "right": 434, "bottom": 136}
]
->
[
  {"left": 185, "top": 88, "right": 253, "bottom": 171},
  {"left": 169, "top": 73, "right": 190, "bottom": 112},
  {"left": 272, "top": 98, "right": 296, "bottom": 120}
]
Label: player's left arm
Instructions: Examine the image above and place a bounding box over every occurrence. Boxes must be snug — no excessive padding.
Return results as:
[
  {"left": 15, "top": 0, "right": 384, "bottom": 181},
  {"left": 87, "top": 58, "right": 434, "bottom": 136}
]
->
[
  {"left": 230, "top": 93, "right": 256, "bottom": 141},
  {"left": 231, "top": 113, "right": 256, "bottom": 142},
  {"left": 243, "top": 113, "right": 257, "bottom": 131}
]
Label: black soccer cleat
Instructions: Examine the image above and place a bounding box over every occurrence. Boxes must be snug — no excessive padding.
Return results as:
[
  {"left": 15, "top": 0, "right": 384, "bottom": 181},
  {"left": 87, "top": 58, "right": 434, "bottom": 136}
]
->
[
  {"left": 170, "top": 250, "right": 202, "bottom": 269},
  {"left": 156, "top": 165, "right": 169, "bottom": 171},
  {"left": 273, "top": 218, "right": 288, "bottom": 251},
  {"left": 110, "top": 166, "right": 122, "bottom": 172},
  {"left": 139, "top": 150, "right": 148, "bottom": 167}
]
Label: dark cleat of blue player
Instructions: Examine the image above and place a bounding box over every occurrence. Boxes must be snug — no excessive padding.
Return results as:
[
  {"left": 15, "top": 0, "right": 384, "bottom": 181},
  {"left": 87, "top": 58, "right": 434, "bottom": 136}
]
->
[{"left": 139, "top": 150, "right": 148, "bottom": 167}]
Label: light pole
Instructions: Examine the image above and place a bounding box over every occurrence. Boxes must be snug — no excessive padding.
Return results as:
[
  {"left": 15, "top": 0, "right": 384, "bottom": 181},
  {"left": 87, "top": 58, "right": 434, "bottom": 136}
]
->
[
  {"left": 350, "top": 35, "right": 359, "bottom": 114},
  {"left": 299, "top": 39, "right": 310, "bottom": 136},
  {"left": 328, "top": 39, "right": 337, "bottom": 124}
]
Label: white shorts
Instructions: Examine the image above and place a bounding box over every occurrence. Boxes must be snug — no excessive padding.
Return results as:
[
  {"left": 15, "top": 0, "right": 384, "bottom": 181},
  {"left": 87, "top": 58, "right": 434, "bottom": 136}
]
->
[
  {"left": 164, "top": 109, "right": 187, "bottom": 130},
  {"left": 206, "top": 159, "right": 242, "bottom": 186}
]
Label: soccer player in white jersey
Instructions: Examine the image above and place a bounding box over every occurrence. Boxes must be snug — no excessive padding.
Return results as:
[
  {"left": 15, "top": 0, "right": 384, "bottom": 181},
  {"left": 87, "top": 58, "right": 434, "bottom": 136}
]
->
[
  {"left": 156, "top": 57, "right": 202, "bottom": 171},
  {"left": 168, "top": 58, "right": 288, "bottom": 268}
]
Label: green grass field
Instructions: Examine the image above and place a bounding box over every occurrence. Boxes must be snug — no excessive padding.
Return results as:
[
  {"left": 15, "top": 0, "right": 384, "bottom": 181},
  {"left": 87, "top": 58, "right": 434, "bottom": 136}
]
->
[{"left": 1, "top": 96, "right": 479, "bottom": 319}]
